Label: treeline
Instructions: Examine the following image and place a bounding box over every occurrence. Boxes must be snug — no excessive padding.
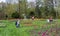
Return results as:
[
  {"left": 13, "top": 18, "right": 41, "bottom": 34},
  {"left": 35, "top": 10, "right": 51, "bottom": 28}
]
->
[{"left": 0, "top": 0, "right": 60, "bottom": 19}]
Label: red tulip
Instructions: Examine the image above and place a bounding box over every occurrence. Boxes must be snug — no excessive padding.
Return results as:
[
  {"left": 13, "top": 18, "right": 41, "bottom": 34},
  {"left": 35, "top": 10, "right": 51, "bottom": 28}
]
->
[{"left": 42, "top": 30, "right": 48, "bottom": 36}]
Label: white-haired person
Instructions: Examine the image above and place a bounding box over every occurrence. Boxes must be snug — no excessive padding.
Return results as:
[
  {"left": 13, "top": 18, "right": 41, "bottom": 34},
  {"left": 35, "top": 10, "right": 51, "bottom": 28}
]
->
[{"left": 15, "top": 19, "right": 20, "bottom": 28}]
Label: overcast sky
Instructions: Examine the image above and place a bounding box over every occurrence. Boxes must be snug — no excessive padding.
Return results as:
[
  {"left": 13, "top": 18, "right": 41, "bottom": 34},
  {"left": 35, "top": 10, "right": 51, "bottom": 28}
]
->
[
  {"left": 0, "top": 0, "right": 5, "bottom": 2},
  {"left": 0, "top": 0, "right": 35, "bottom": 3},
  {"left": 27, "top": 0, "right": 35, "bottom": 2}
]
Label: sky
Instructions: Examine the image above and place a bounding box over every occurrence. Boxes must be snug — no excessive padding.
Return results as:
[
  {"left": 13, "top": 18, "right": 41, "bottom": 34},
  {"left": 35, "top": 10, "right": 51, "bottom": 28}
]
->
[
  {"left": 0, "top": 0, "right": 35, "bottom": 3},
  {"left": 27, "top": 0, "right": 35, "bottom": 2},
  {"left": 0, "top": 0, "right": 5, "bottom": 2}
]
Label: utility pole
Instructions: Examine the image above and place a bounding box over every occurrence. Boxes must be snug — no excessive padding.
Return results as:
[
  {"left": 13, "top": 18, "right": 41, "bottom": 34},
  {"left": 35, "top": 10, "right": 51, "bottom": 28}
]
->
[
  {"left": 24, "top": 0, "right": 27, "bottom": 19},
  {"left": 54, "top": 0, "right": 58, "bottom": 35}
]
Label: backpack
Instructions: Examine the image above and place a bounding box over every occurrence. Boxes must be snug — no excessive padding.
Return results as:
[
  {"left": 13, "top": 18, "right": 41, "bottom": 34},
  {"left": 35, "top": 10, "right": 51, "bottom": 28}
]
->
[{"left": 15, "top": 21, "right": 17, "bottom": 25}]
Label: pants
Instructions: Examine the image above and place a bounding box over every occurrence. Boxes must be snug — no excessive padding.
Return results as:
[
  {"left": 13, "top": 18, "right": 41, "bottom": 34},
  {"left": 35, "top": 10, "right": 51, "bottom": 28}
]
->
[{"left": 49, "top": 20, "right": 53, "bottom": 22}]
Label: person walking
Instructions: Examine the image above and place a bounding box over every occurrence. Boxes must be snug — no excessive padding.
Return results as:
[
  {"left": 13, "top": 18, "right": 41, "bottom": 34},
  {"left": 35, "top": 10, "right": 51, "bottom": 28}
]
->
[{"left": 15, "top": 19, "right": 20, "bottom": 28}]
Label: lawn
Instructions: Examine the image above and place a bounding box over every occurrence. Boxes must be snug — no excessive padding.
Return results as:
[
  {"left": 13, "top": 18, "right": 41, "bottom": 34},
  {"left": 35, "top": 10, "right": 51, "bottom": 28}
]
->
[{"left": 0, "top": 19, "right": 60, "bottom": 36}]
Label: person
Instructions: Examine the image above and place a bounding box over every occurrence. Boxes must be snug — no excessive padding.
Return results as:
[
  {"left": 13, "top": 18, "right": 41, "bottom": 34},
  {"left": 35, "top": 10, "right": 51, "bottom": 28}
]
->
[
  {"left": 15, "top": 19, "right": 20, "bottom": 28},
  {"left": 32, "top": 16, "right": 34, "bottom": 20},
  {"left": 49, "top": 16, "right": 53, "bottom": 23}
]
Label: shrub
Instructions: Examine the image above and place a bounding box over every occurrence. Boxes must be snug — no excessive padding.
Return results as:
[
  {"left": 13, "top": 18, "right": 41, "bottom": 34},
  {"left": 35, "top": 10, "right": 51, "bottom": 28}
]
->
[{"left": 11, "top": 12, "right": 20, "bottom": 18}]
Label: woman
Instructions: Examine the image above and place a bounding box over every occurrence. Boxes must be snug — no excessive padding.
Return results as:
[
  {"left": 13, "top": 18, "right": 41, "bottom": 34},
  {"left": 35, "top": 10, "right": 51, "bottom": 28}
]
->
[
  {"left": 49, "top": 16, "right": 53, "bottom": 23},
  {"left": 32, "top": 16, "right": 34, "bottom": 20},
  {"left": 15, "top": 19, "right": 20, "bottom": 28}
]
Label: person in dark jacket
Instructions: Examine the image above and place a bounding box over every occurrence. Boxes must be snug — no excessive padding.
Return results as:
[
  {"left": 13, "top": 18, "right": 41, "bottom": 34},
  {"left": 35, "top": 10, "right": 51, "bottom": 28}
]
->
[
  {"left": 49, "top": 16, "right": 53, "bottom": 23},
  {"left": 15, "top": 19, "right": 20, "bottom": 28}
]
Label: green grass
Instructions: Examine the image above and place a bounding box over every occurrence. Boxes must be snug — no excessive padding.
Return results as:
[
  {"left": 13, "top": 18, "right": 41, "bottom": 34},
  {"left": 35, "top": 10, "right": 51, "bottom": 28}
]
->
[{"left": 0, "top": 19, "right": 60, "bottom": 36}]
